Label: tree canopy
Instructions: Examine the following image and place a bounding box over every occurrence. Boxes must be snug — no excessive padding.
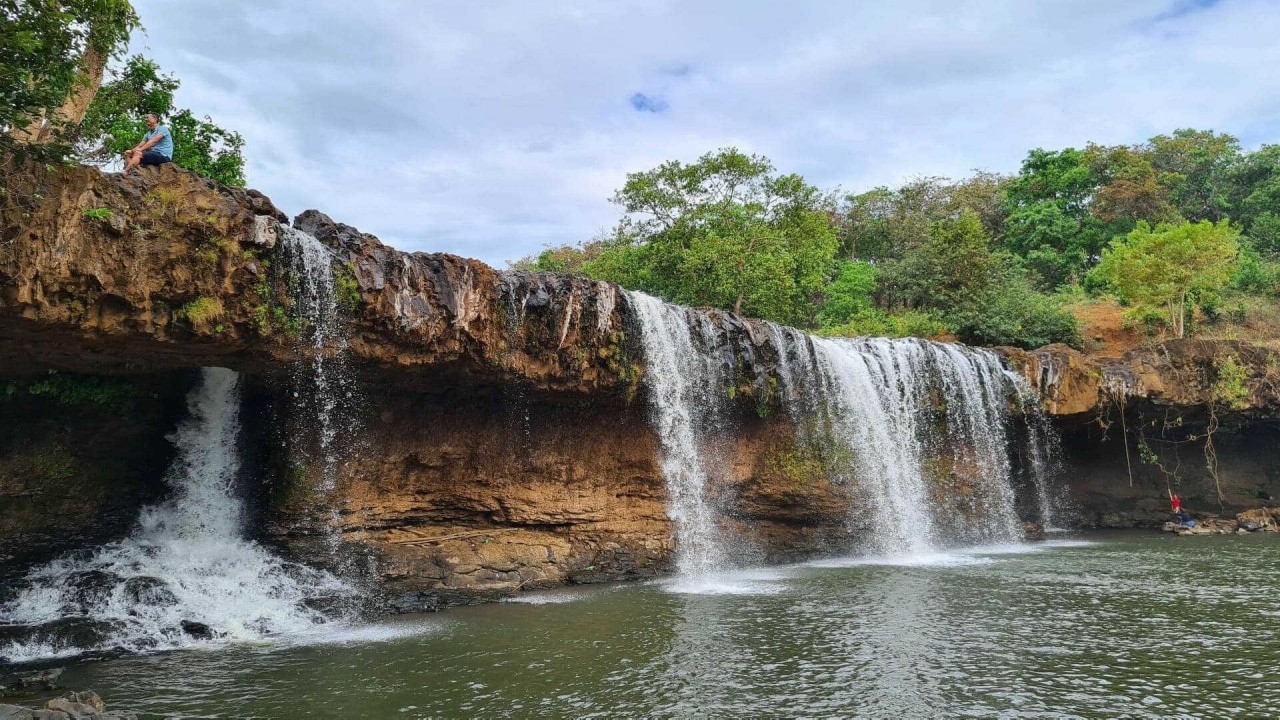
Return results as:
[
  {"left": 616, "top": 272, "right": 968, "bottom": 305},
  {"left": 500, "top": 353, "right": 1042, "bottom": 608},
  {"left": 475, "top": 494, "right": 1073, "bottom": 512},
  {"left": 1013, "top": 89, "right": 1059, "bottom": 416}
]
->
[
  {"left": 581, "top": 148, "right": 839, "bottom": 326},
  {"left": 3, "top": 2, "right": 246, "bottom": 186},
  {"left": 1091, "top": 220, "right": 1240, "bottom": 338},
  {"left": 517, "top": 128, "right": 1280, "bottom": 350}
]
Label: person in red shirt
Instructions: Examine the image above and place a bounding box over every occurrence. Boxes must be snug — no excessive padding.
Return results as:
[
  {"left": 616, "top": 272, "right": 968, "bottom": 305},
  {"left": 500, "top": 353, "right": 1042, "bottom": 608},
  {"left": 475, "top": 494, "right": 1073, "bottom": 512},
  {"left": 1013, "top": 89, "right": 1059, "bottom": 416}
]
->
[{"left": 1170, "top": 492, "right": 1183, "bottom": 513}]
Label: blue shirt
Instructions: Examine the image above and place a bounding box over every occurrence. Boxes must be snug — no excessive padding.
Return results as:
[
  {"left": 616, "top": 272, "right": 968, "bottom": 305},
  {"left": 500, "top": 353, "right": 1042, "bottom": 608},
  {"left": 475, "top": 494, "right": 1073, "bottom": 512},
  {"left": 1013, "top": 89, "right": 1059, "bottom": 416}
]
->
[{"left": 145, "top": 125, "right": 173, "bottom": 159}]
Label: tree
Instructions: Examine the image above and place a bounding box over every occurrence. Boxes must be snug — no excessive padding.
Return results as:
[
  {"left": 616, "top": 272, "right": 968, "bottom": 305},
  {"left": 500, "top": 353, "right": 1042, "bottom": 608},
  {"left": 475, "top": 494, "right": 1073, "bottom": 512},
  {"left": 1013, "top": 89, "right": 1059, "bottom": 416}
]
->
[
  {"left": 1146, "top": 129, "right": 1241, "bottom": 222},
  {"left": 945, "top": 269, "right": 1080, "bottom": 349},
  {"left": 1225, "top": 144, "right": 1280, "bottom": 252},
  {"left": 817, "top": 260, "right": 877, "bottom": 326},
  {"left": 584, "top": 148, "right": 839, "bottom": 325},
  {"left": 1085, "top": 143, "right": 1179, "bottom": 227},
  {"left": 1001, "top": 147, "right": 1108, "bottom": 289},
  {"left": 77, "top": 56, "right": 246, "bottom": 186},
  {"left": 1091, "top": 220, "right": 1240, "bottom": 338},
  {"left": 2, "top": 0, "right": 138, "bottom": 148},
  {"left": 880, "top": 209, "right": 996, "bottom": 310}
]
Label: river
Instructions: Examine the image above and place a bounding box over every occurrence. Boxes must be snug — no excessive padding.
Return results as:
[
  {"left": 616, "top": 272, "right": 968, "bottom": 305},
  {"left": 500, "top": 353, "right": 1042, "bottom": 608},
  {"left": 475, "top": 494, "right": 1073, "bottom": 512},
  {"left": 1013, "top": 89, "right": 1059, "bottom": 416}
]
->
[{"left": 51, "top": 532, "right": 1280, "bottom": 718}]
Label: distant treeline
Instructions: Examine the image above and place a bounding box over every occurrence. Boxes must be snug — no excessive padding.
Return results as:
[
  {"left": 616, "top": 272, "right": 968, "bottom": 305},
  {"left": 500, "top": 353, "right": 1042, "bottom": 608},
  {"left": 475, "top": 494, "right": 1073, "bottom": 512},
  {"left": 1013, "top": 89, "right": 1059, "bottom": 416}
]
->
[{"left": 515, "top": 132, "right": 1280, "bottom": 349}]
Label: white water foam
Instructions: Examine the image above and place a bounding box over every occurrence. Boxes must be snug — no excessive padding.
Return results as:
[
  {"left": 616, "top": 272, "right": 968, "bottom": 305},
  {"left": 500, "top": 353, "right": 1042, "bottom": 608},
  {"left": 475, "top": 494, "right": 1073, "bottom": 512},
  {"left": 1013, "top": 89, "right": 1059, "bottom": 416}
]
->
[
  {"left": 663, "top": 568, "right": 791, "bottom": 596},
  {"left": 0, "top": 368, "right": 354, "bottom": 663}
]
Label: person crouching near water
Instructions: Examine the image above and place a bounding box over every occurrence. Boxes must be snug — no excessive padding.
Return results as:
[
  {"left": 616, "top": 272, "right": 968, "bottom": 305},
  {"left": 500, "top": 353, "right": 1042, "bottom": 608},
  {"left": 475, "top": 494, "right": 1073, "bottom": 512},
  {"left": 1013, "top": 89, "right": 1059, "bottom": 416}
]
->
[
  {"left": 122, "top": 113, "right": 173, "bottom": 173},
  {"left": 1170, "top": 491, "right": 1195, "bottom": 527}
]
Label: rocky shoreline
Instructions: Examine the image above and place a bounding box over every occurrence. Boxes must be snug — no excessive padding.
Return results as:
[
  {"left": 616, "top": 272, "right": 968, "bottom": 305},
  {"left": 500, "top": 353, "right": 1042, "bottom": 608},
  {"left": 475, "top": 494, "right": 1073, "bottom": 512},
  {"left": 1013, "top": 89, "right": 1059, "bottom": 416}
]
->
[
  {"left": 1, "top": 670, "right": 133, "bottom": 719},
  {"left": 1162, "top": 506, "right": 1280, "bottom": 535}
]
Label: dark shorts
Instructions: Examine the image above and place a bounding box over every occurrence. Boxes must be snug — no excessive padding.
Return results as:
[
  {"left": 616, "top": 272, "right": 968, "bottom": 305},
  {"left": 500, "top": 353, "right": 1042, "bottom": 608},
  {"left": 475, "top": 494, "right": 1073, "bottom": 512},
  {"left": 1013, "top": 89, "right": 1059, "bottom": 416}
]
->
[{"left": 140, "top": 150, "right": 171, "bottom": 166}]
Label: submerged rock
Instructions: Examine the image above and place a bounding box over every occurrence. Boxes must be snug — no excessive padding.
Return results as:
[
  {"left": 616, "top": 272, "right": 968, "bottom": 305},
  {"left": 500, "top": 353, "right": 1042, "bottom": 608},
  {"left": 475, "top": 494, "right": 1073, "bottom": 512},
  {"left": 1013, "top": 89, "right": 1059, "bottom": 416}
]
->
[
  {"left": 0, "top": 691, "right": 133, "bottom": 720},
  {"left": 0, "top": 668, "right": 61, "bottom": 691},
  {"left": 119, "top": 577, "right": 177, "bottom": 608}
]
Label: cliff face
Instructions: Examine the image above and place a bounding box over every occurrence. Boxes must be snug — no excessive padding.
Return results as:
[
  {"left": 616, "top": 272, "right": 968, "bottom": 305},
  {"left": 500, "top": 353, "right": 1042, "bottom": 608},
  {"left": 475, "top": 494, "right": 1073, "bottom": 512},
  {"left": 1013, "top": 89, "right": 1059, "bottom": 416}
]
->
[
  {"left": 1001, "top": 342, "right": 1280, "bottom": 526},
  {"left": 0, "top": 163, "right": 846, "bottom": 606},
  {"left": 3, "top": 163, "right": 1278, "bottom": 606}
]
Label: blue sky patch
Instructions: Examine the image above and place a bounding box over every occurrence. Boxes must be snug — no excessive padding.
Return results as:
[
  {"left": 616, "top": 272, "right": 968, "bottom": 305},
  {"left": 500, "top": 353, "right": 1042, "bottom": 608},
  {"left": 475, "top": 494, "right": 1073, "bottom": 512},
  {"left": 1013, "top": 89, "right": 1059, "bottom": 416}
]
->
[{"left": 630, "top": 92, "right": 670, "bottom": 113}]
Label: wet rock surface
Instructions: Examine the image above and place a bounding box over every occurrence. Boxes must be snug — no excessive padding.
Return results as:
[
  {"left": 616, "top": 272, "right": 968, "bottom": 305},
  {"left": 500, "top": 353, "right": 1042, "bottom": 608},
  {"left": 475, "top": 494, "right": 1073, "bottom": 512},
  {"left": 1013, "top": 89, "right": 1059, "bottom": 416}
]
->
[{"left": 0, "top": 691, "right": 135, "bottom": 720}]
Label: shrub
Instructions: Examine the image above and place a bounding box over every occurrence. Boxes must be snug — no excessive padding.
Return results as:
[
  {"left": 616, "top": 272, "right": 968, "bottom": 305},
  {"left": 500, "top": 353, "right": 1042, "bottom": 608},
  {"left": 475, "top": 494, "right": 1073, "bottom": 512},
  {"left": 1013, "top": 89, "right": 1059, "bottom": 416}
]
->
[
  {"left": 946, "top": 277, "right": 1080, "bottom": 349},
  {"left": 820, "top": 308, "right": 948, "bottom": 339},
  {"left": 179, "top": 296, "right": 224, "bottom": 324}
]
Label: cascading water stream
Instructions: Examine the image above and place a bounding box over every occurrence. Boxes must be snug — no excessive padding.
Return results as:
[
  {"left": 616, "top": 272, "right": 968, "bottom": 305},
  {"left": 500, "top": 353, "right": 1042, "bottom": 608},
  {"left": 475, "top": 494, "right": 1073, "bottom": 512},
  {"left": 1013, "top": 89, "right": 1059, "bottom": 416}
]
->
[
  {"left": 627, "top": 291, "right": 731, "bottom": 580},
  {"left": 0, "top": 368, "right": 352, "bottom": 663},
  {"left": 628, "top": 288, "right": 1057, "bottom": 572},
  {"left": 278, "top": 226, "right": 355, "bottom": 496},
  {"left": 1024, "top": 402, "right": 1070, "bottom": 531},
  {"left": 800, "top": 336, "right": 1029, "bottom": 552}
]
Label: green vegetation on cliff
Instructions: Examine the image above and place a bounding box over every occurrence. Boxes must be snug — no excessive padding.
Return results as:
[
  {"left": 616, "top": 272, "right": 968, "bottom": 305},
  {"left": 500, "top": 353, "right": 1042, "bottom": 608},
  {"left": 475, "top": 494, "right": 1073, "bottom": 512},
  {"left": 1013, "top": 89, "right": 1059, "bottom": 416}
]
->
[
  {"left": 2, "top": 1, "right": 245, "bottom": 185},
  {"left": 517, "top": 131, "right": 1280, "bottom": 350}
]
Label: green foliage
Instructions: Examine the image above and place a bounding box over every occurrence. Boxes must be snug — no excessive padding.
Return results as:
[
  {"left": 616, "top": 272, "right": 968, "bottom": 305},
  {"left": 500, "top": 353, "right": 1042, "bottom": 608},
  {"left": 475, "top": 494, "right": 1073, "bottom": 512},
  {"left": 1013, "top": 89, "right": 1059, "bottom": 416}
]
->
[
  {"left": 1211, "top": 354, "right": 1250, "bottom": 411},
  {"left": 14, "top": 371, "right": 137, "bottom": 412},
  {"left": 0, "top": 0, "right": 139, "bottom": 149},
  {"left": 82, "top": 206, "right": 113, "bottom": 220},
  {"left": 1000, "top": 148, "right": 1111, "bottom": 288},
  {"left": 1147, "top": 129, "right": 1241, "bottom": 222},
  {"left": 944, "top": 273, "right": 1080, "bottom": 349},
  {"left": 583, "top": 147, "right": 839, "bottom": 326},
  {"left": 817, "top": 260, "right": 876, "bottom": 326},
  {"left": 1231, "top": 241, "right": 1280, "bottom": 296},
  {"left": 768, "top": 445, "right": 827, "bottom": 488},
  {"left": 881, "top": 210, "right": 997, "bottom": 310},
  {"left": 820, "top": 308, "right": 948, "bottom": 340},
  {"left": 77, "top": 55, "right": 247, "bottom": 185},
  {"left": 336, "top": 263, "right": 362, "bottom": 310},
  {"left": 178, "top": 296, "right": 224, "bottom": 324},
  {"left": 510, "top": 243, "right": 600, "bottom": 274},
  {"left": 508, "top": 129, "right": 1280, "bottom": 350},
  {"left": 1091, "top": 220, "right": 1240, "bottom": 338}
]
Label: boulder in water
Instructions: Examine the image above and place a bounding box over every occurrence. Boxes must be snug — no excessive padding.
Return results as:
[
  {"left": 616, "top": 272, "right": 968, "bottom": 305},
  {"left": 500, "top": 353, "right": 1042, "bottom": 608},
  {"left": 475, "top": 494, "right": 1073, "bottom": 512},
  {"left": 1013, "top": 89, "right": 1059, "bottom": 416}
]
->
[
  {"left": 0, "top": 618, "right": 123, "bottom": 656},
  {"left": 120, "top": 577, "right": 177, "bottom": 607},
  {"left": 57, "top": 694, "right": 101, "bottom": 714},
  {"left": 179, "top": 620, "right": 213, "bottom": 640},
  {"left": 0, "top": 691, "right": 133, "bottom": 720},
  {"left": 43, "top": 696, "right": 99, "bottom": 717},
  {"left": 64, "top": 571, "right": 121, "bottom": 613}
]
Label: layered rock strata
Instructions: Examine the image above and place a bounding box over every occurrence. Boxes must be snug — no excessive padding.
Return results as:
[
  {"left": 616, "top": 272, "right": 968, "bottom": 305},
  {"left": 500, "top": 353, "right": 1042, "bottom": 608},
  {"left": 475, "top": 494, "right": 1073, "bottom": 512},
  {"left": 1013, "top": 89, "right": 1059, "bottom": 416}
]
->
[{"left": 2, "top": 162, "right": 1278, "bottom": 605}]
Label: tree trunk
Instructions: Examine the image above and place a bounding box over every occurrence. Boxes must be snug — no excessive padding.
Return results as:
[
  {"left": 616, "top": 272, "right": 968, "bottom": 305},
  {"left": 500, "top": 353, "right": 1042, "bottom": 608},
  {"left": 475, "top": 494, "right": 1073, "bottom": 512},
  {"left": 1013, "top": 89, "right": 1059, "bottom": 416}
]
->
[{"left": 9, "top": 38, "right": 108, "bottom": 144}]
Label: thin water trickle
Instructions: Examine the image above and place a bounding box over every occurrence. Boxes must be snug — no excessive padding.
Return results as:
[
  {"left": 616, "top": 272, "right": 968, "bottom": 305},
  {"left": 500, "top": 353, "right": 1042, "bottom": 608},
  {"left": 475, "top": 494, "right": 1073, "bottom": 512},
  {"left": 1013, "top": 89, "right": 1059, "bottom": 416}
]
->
[
  {"left": 0, "top": 369, "right": 353, "bottom": 663},
  {"left": 279, "top": 226, "right": 354, "bottom": 495}
]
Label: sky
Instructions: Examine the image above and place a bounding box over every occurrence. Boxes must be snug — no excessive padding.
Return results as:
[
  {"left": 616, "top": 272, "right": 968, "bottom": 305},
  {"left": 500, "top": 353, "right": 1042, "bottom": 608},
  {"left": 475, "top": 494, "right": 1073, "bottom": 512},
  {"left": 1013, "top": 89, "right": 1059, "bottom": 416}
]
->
[{"left": 126, "top": 0, "right": 1280, "bottom": 266}]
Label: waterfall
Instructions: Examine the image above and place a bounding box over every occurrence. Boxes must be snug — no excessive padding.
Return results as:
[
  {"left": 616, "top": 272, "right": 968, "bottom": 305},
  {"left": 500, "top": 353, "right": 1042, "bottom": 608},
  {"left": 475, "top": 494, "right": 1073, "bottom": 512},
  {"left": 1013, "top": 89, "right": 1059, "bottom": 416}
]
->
[
  {"left": 278, "top": 226, "right": 355, "bottom": 495},
  {"left": 628, "top": 287, "right": 1050, "bottom": 571},
  {"left": 795, "top": 336, "right": 1029, "bottom": 552},
  {"left": 1025, "top": 405, "right": 1070, "bottom": 531},
  {"left": 626, "top": 291, "right": 731, "bottom": 579},
  {"left": 0, "top": 369, "right": 352, "bottom": 663}
]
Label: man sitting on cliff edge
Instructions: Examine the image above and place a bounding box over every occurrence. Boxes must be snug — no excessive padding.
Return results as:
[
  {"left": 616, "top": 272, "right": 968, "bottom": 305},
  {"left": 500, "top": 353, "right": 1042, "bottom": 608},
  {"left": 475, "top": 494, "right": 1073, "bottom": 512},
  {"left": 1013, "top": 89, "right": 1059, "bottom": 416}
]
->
[{"left": 122, "top": 113, "right": 173, "bottom": 173}]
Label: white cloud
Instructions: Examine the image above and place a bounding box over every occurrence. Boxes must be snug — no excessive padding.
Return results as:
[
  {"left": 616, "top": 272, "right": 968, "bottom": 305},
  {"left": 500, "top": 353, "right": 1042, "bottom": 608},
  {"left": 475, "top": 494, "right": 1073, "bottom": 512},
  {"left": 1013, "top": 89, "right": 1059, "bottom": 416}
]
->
[{"left": 126, "top": 0, "right": 1280, "bottom": 265}]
